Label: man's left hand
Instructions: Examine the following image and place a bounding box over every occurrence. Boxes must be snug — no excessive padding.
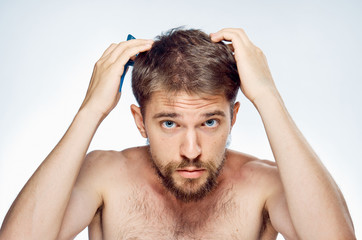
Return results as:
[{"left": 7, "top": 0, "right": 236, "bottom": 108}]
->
[{"left": 210, "top": 28, "right": 279, "bottom": 104}]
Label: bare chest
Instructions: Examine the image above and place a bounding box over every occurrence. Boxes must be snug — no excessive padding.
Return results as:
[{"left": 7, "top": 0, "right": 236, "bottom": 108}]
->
[{"left": 100, "top": 186, "right": 270, "bottom": 240}]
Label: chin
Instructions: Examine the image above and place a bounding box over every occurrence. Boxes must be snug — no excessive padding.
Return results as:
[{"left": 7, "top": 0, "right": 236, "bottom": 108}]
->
[{"left": 168, "top": 172, "right": 218, "bottom": 202}]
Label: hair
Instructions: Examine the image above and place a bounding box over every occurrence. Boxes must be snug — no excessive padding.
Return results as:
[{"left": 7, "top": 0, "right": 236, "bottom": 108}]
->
[{"left": 132, "top": 27, "right": 240, "bottom": 115}]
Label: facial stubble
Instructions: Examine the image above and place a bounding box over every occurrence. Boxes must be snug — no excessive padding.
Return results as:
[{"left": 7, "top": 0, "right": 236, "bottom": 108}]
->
[{"left": 148, "top": 147, "right": 226, "bottom": 203}]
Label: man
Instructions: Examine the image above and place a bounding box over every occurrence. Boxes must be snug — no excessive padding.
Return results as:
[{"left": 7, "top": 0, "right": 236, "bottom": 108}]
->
[{"left": 0, "top": 28, "right": 355, "bottom": 239}]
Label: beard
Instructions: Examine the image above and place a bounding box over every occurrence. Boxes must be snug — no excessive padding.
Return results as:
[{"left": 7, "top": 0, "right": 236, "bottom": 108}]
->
[{"left": 147, "top": 147, "right": 226, "bottom": 203}]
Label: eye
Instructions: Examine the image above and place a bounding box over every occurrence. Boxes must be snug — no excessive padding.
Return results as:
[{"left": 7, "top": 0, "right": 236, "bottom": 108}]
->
[
  {"left": 204, "top": 119, "right": 218, "bottom": 127},
  {"left": 162, "top": 120, "right": 176, "bottom": 129}
]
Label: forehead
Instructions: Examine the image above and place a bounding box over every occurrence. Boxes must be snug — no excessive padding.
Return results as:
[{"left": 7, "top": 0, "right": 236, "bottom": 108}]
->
[{"left": 144, "top": 91, "right": 230, "bottom": 117}]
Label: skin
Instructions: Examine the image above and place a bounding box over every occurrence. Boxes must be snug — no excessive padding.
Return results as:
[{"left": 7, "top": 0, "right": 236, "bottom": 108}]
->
[
  {"left": 0, "top": 28, "right": 356, "bottom": 240},
  {"left": 139, "top": 92, "right": 232, "bottom": 202}
]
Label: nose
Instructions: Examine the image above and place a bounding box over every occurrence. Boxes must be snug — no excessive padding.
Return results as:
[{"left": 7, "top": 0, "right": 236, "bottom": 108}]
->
[{"left": 180, "top": 128, "right": 201, "bottom": 160}]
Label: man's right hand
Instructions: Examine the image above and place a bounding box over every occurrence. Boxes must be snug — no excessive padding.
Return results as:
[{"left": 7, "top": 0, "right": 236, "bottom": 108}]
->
[
  {"left": 79, "top": 39, "right": 153, "bottom": 119},
  {"left": 0, "top": 37, "right": 153, "bottom": 240}
]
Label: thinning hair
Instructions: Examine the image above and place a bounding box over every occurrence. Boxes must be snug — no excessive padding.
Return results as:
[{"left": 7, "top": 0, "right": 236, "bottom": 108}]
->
[{"left": 132, "top": 27, "right": 240, "bottom": 114}]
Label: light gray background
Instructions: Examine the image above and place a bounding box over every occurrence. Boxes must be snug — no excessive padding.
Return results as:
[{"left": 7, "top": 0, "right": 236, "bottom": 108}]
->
[{"left": 0, "top": 0, "right": 361, "bottom": 239}]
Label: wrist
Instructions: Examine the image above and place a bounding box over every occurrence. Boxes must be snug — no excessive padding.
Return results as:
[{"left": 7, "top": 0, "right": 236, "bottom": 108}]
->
[
  {"left": 251, "top": 89, "right": 284, "bottom": 111},
  {"left": 76, "top": 105, "right": 107, "bottom": 127}
]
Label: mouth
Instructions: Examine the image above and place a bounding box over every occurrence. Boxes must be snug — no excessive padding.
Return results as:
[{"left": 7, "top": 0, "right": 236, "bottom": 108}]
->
[{"left": 176, "top": 168, "right": 206, "bottom": 179}]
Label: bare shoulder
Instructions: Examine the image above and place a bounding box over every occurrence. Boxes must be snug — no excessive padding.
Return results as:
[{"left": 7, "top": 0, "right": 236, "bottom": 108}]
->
[
  {"left": 80, "top": 149, "right": 124, "bottom": 177},
  {"left": 83, "top": 146, "right": 148, "bottom": 170},
  {"left": 79, "top": 146, "right": 150, "bottom": 189},
  {"left": 226, "top": 150, "right": 298, "bottom": 238},
  {"left": 226, "top": 149, "right": 281, "bottom": 186},
  {"left": 225, "top": 149, "right": 284, "bottom": 205}
]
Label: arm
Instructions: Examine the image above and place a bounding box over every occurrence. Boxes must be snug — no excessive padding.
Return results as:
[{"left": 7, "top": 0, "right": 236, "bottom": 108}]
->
[
  {"left": 0, "top": 39, "right": 153, "bottom": 240},
  {"left": 211, "top": 28, "right": 355, "bottom": 239},
  {"left": 56, "top": 151, "right": 106, "bottom": 240}
]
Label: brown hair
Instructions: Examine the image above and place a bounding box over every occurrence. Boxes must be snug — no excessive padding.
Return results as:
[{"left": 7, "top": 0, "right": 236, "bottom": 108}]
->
[{"left": 132, "top": 28, "right": 240, "bottom": 114}]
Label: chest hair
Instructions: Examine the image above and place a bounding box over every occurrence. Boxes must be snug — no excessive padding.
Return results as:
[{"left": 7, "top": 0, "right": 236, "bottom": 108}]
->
[{"left": 118, "top": 185, "right": 243, "bottom": 240}]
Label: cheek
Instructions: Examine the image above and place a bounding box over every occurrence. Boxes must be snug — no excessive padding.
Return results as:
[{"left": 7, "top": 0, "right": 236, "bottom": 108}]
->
[
  {"left": 201, "top": 132, "right": 229, "bottom": 158},
  {"left": 204, "top": 129, "right": 229, "bottom": 147},
  {"left": 149, "top": 131, "right": 174, "bottom": 149},
  {"left": 147, "top": 130, "right": 178, "bottom": 163}
]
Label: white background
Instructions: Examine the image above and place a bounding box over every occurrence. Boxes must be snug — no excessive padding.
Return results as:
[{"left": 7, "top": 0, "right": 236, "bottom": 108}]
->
[{"left": 0, "top": 0, "right": 361, "bottom": 239}]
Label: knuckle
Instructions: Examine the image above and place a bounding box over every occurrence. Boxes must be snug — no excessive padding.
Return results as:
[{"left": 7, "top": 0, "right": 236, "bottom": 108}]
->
[
  {"left": 237, "top": 28, "right": 245, "bottom": 33},
  {"left": 254, "top": 47, "right": 265, "bottom": 56},
  {"left": 119, "top": 39, "right": 130, "bottom": 46},
  {"left": 236, "top": 32, "right": 244, "bottom": 40},
  {"left": 231, "top": 28, "right": 244, "bottom": 38},
  {"left": 95, "top": 59, "right": 104, "bottom": 68},
  {"left": 124, "top": 47, "right": 135, "bottom": 57}
]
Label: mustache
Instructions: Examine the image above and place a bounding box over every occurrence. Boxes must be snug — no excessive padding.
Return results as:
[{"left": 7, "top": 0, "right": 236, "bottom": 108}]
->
[
  {"left": 177, "top": 157, "right": 203, "bottom": 169},
  {"left": 174, "top": 157, "right": 218, "bottom": 173}
]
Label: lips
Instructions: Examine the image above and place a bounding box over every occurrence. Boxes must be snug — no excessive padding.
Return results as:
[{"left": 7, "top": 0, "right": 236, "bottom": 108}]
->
[{"left": 176, "top": 168, "right": 206, "bottom": 179}]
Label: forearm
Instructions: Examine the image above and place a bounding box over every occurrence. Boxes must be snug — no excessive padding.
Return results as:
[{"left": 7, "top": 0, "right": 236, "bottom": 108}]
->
[
  {"left": 0, "top": 108, "right": 103, "bottom": 240},
  {"left": 254, "top": 92, "right": 355, "bottom": 239}
]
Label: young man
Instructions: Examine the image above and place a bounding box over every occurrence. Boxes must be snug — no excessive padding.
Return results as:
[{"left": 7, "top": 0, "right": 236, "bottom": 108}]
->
[{"left": 0, "top": 28, "right": 355, "bottom": 239}]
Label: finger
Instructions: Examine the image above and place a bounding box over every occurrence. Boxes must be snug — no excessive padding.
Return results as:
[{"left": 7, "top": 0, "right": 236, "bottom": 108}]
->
[
  {"left": 117, "top": 43, "right": 152, "bottom": 92},
  {"left": 106, "top": 39, "right": 153, "bottom": 63},
  {"left": 210, "top": 28, "right": 245, "bottom": 41},
  {"left": 210, "top": 28, "right": 251, "bottom": 45},
  {"left": 112, "top": 42, "right": 153, "bottom": 75},
  {"left": 100, "top": 43, "right": 118, "bottom": 58},
  {"left": 100, "top": 39, "right": 152, "bottom": 73}
]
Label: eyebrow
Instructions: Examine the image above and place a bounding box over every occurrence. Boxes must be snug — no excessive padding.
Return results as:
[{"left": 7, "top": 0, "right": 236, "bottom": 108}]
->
[
  {"left": 153, "top": 110, "right": 226, "bottom": 119},
  {"left": 202, "top": 110, "right": 226, "bottom": 118},
  {"left": 153, "top": 112, "right": 180, "bottom": 119}
]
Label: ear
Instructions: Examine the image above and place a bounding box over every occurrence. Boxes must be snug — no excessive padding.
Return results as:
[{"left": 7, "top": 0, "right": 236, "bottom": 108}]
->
[
  {"left": 231, "top": 102, "right": 240, "bottom": 128},
  {"left": 130, "top": 104, "right": 148, "bottom": 138}
]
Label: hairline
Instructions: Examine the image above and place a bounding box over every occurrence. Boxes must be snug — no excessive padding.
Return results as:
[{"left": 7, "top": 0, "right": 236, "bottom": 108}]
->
[{"left": 139, "top": 90, "right": 236, "bottom": 122}]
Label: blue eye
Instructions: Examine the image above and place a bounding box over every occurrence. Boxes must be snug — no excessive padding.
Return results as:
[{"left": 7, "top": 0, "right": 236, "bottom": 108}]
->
[
  {"left": 162, "top": 121, "right": 176, "bottom": 128},
  {"left": 205, "top": 119, "right": 217, "bottom": 127}
]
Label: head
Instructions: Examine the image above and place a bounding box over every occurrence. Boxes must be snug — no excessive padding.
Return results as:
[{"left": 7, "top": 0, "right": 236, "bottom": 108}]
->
[{"left": 131, "top": 28, "right": 240, "bottom": 202}]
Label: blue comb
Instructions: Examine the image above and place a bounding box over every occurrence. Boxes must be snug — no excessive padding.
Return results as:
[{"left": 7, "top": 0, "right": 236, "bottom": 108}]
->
[{"left": 119, "top": 34, "right": 136, "bottom": 92}]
